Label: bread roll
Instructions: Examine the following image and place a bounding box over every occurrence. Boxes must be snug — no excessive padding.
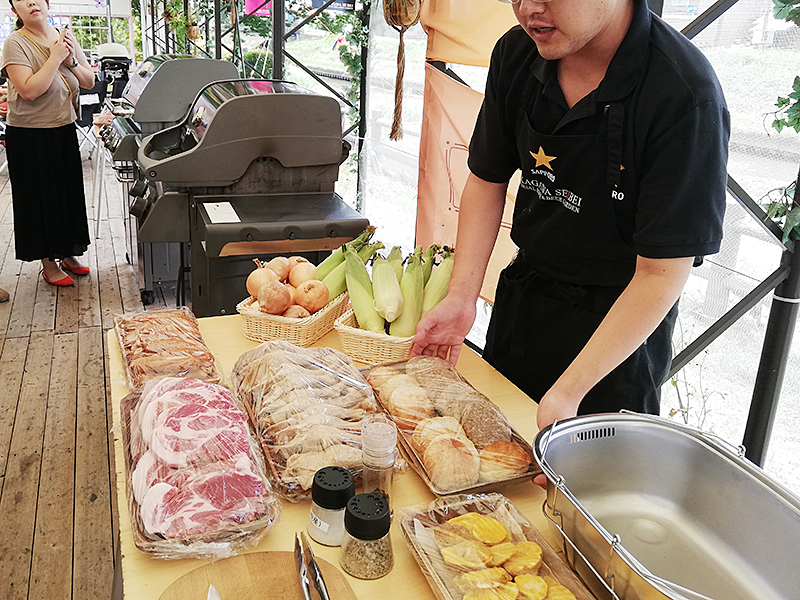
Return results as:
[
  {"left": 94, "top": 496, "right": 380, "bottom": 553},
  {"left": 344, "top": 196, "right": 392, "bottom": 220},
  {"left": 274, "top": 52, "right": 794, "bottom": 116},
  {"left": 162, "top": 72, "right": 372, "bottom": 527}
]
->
[
  {"left": 366, "top": 365, "right": 402, "bottom": 390},
  {"left": 459, "top": 399, "right": 512, "bottom": 449},
  {"left": 405, "top": 355, "right": 462, "bottom": 380},
  {"left": 479, "top": 441, "right": 532, "bottom": 481},
  {"left": 388, "top": 385, "right": 433, "bottom": 433},
  {"left": 412, "top": 416, "right": 465, "bottom": 452},
  {"left": 418, "top": 375, "right": 482, "bottom": 422},
  {"left": 422, "top": 434, "right": 480, "bottom": 491},
  {"left": 378, "top": 374, "right": 419, "bottom": 403}
]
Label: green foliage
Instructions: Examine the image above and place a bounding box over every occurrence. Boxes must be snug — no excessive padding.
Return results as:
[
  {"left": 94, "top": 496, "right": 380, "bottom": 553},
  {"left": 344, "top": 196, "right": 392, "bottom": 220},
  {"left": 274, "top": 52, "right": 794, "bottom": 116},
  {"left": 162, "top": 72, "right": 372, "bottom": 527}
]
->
[
  {"left": 773, "top": 0, "right": 800, "bottom": 24},
  {"left": 771, "top": 75, "right": 800, "bottom": 134},
  {"left": 761, "top": 182, "right": 799, "bottom": 243},
  {"left": 287, "top": 0, "right": 370, "bottom": 115},
  {"left": 771, "top": 1, "right": 800, "bottom": 133},
  {"left": 243, "top": 49, "right": 273, "bottom": 78}
]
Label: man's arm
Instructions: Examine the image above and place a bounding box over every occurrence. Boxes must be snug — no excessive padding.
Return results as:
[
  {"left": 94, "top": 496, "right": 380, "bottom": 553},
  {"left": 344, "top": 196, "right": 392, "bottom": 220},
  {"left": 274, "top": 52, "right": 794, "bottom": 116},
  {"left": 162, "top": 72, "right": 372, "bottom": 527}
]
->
[
  {"left": 535, "top": 255, "right": 693, "bottom": 429},
  {"left": 411, "top": 173, "right": 508, "bottom": 364}
]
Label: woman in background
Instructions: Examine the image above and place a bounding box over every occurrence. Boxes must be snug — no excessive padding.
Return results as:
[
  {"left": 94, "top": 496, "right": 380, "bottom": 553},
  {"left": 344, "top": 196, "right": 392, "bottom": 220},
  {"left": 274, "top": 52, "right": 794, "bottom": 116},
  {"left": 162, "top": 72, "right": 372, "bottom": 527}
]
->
[{"left": 1, "top": 0, "right": 95, "bottom": 286}]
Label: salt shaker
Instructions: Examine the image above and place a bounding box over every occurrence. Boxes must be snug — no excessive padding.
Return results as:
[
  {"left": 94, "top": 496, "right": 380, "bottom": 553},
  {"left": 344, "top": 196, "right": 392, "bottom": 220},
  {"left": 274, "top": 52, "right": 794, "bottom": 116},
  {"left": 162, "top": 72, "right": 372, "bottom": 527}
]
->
[
  {"left": 339, "top": 493, "right": 393, "bottom": 579},
  {"left": 361, "top": 414, "right": 397, "bottom": 514},
  {"left": 308, "top": 466, "right": 355, "bottom": 546}
]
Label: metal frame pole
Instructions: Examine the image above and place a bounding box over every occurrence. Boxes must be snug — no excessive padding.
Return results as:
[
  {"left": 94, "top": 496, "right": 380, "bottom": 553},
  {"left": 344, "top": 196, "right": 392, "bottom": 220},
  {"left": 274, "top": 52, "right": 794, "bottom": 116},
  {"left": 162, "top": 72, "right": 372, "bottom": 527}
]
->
[
  {"left": 272, "top": 0, "right": 284, "bottom": 79},
  {"left": 681, "top": 0, "right": 740, "bottom": 39},
  {"left": 355, "top": 0, "right": 369, "bottom": 212},
  {"left": 743, "top": 168, "right": 800, "bottom": 465},
  {"left": 150, "top": 0, "right": 157, "bottom": 55},
  {"left": 214, "top": 0, "right": 222, "bottom": 58}
]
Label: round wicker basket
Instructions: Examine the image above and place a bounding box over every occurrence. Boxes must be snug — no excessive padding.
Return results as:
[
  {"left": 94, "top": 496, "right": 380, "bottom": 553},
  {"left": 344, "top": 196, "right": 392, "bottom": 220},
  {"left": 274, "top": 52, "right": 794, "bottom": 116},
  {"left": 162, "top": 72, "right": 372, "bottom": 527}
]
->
[
  {"left": 236, "top": 292, "right": 349, "bottom": 347},
  {"left": 334, "top": 308, "right": 413, "bottom": 364}
]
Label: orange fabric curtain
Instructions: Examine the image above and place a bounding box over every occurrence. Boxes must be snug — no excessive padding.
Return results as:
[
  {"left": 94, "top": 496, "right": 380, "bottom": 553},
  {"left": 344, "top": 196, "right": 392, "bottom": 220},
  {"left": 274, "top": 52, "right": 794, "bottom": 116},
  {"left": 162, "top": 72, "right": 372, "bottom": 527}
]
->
[
  {"left": 415, "top": 63, "right": 519, "bottom": 304},
  {"left": 420, "top": 0, "right": 518, "bottom": 67}
]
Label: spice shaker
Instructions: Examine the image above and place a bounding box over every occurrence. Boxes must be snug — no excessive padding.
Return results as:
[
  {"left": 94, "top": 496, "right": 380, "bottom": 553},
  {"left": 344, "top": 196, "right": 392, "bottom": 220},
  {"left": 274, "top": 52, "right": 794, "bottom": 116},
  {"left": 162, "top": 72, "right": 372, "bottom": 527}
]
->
[
  {"left": 308, "top": 466, "right": 355, "bottom": 546},
  {"left": 361, "top": 414, "right": 397, "bottom": 514},
  {"left": 339, "top": 493, "right": 393, "bottom": 579}
]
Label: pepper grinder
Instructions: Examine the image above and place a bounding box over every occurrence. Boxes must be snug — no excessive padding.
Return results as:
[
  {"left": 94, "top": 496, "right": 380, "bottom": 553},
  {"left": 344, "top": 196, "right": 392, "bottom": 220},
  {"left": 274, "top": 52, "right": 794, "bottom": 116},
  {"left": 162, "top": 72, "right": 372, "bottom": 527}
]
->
[{"left": 361, "top": 414, "right": 397, "bottom": 514}]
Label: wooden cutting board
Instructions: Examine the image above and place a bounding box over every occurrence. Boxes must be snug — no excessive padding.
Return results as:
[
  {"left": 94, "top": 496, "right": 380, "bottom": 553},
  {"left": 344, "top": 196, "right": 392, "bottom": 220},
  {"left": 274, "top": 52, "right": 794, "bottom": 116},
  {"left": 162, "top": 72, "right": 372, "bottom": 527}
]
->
[{"left": 158, "top": 551, "right": 357, "bottom": 600}]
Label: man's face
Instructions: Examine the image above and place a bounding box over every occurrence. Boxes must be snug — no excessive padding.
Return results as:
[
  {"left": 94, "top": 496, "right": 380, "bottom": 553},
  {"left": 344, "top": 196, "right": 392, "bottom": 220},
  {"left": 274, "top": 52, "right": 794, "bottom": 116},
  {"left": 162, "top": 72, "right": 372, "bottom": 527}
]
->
[{"left": 513, "top": 0, "right": 628, "bottom": 60}]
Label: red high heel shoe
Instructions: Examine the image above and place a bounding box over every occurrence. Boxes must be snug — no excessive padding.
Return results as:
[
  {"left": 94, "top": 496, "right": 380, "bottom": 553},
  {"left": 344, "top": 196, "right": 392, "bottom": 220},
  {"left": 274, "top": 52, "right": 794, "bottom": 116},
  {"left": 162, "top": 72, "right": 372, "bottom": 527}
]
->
[
  {"left": 41, "top": 269, "right": 74, "bottom": 286},
  {"left": 60, "top": 260, "right": 90, "bottom": 276}
]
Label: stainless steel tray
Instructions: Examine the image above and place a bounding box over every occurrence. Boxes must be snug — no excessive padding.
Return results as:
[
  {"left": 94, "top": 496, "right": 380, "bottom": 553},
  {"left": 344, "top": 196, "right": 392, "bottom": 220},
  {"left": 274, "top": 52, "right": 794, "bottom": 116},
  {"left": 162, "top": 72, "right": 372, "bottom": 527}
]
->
[{"left": 533, "top": 412, "right": 800, "bottom": 600}]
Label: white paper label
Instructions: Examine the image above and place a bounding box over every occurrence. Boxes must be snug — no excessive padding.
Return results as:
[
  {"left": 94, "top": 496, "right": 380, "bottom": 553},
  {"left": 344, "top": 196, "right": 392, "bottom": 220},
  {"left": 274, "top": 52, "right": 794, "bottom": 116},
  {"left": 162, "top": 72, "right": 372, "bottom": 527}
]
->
[
  {"left": 310, "top": 512, "right": 330, "bottom": 533},
  {"left": 204, "top": 202, "right": 241, "bottom": 224}
]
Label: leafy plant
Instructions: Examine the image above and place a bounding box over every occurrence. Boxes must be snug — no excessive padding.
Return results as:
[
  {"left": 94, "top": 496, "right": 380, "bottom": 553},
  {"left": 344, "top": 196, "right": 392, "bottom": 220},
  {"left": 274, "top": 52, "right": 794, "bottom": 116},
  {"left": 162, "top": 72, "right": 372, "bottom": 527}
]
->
[
  {"left": 164, "top": 0, "right": 198, "bottom": 49},
  {"left": 771, "top": 1, "right": 800, "bottom": 133},
  {"left": 761, "top": 181, "right": 799, "bottom": 243}
]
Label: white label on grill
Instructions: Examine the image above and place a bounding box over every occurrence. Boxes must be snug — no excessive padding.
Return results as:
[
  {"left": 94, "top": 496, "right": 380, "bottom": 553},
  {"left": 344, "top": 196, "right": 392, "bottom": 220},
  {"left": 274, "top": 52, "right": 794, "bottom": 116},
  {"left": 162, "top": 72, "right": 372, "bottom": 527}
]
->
[{"left": 204, "top": 202, "right": 241, "bottom": 223}]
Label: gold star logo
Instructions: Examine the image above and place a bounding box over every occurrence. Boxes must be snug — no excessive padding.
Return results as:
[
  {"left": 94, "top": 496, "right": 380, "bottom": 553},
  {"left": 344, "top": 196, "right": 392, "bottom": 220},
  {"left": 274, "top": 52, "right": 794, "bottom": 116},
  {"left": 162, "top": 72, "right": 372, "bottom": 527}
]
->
[{"left": 530, "top": 146, "right": 556, "bottom": 170}]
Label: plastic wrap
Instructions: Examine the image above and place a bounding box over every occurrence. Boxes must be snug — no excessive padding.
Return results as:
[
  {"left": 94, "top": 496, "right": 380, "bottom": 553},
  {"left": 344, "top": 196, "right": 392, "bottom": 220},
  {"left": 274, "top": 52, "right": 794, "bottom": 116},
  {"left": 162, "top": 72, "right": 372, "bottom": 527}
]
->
[
  {"left": 398, "top": 493, "right": 596, "bottom": 600},
  {"left": 114, "top": 307, "right": 220, "bottom": 389},
  {"left": 363, "top": 356, "right": 540, "bottom": 495},
  {"left": 231, "top": 340, "right": 405, "bottom": 502},
  {"left": 120, "top": 377, "right": 281, "bottom": 559}
]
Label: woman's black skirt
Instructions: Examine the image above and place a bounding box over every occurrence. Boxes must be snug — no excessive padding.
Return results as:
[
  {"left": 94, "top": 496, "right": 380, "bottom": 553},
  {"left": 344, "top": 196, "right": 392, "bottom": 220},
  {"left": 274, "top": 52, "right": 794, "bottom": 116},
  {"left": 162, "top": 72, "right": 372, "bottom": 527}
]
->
[{"left": 5, "top": 123, "right": 91, "bottom": 262}]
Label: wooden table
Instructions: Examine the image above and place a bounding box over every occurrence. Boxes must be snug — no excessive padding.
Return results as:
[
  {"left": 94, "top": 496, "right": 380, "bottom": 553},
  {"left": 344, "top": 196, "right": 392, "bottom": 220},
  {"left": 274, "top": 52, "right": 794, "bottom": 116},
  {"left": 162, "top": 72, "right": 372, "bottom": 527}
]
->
[{"left": 109, "top": 315, "right": 551, "bottom": 600}]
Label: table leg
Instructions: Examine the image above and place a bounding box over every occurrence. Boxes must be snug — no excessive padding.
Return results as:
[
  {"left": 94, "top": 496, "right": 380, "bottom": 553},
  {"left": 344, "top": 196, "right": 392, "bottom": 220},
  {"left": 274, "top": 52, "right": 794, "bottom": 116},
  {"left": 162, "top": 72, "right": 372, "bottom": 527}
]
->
[{"left": 94, "top": 142, "right": 106, "bottom": 238}]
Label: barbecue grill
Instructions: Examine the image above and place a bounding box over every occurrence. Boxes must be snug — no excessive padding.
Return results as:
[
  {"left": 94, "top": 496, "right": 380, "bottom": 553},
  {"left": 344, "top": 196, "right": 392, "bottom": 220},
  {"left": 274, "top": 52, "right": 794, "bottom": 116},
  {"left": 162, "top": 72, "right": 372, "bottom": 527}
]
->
[
  {"left": 98, "top": 55, "right": 239, "bottom": 303},
  {"left": 131, "top": 78, "right": 368, "bottom": 317}
]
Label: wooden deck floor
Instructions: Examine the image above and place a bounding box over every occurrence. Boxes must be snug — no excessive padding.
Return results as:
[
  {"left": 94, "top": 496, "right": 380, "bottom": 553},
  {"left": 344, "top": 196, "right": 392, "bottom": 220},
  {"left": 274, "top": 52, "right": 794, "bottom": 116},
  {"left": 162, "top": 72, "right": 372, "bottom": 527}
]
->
[{"left": 0, "top": 140, "right": 170, "bottom": 600}]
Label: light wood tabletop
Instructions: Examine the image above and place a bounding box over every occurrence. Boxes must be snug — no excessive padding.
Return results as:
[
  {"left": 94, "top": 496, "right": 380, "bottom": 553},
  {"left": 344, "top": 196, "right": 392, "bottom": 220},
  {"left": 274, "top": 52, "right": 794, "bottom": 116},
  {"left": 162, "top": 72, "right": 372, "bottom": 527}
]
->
[{"left": 108, "top": 314, "right": 553, "bottom": 600}]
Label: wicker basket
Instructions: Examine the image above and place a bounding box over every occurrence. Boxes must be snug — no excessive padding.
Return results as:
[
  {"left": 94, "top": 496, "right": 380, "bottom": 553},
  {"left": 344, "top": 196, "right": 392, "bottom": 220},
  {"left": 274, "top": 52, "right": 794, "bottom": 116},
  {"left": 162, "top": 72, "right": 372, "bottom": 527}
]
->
[
  {"left": 236, "top": 292, "right": 349, "bottom": 347},
  {"left": 334, "top": 308, "right": 413, "bottom": 364}
]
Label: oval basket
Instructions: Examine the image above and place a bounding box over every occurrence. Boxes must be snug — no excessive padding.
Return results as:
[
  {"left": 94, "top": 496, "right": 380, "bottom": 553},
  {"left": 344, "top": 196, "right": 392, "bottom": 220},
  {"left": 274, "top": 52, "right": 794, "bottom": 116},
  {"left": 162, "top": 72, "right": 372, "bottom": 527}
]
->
[
  {"left": 236, "top": 292, "right": 349, "bottom": 347},
  {"left": 334, "top": 308, "right": 413, "bottom": 364}
]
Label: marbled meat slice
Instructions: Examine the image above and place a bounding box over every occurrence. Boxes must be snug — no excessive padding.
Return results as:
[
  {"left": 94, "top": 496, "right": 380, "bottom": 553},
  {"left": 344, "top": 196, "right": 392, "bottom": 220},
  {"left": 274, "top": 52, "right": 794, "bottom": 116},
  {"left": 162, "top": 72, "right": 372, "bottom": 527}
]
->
[
  {"left": 139, "top": 455, "right": 267, "bottom": 538},
  {"left": 137, "top": 378, "right": 252, "bottom": 468}
]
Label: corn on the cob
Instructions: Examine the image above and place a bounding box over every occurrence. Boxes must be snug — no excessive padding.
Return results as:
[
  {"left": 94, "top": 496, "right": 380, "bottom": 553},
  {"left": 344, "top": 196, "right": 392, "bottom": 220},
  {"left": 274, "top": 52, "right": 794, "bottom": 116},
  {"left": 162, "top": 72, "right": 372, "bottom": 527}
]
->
[
  {"left": 422, "top": 249, "right": 454, "bottom": 315},
  {"left": 389, "top": 253, "right": 424, "bottom": 337},
  {"left": 345, "top": 248, "right": 386, "bottom": 334},
  {"left": 321, "top": 241, "right": 384, "bottom": 299},
  {"left": 372, "top": 255, "right": 404, "bottom": 322},
  {"left": 316, "top": 225, "right": 375, "bottom": 281},
  {"left": 387, "top": 246, "right": 404, "bottom": 282},
  {"left": 421, "top": 243, "right": 440, "bottom": 285}
]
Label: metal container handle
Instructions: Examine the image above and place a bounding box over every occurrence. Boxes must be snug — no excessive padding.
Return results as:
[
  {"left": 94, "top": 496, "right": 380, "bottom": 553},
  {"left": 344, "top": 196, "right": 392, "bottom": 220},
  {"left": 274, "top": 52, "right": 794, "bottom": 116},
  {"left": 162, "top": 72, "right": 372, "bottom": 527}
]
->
[
  {"left": 619, "top": 410, "right": 746, "bottom": 459},
  {"left": 536, "top": 418, "right": 561, "bottom": 483},
  {"left": 541, "top": 496, "right": 623, "bottom": 600}
]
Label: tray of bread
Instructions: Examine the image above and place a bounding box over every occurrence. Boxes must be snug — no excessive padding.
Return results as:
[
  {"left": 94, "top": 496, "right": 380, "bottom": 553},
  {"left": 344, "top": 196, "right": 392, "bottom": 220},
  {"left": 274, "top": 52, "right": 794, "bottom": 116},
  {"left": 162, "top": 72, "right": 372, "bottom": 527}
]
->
[
  {"left": 114, "top": 307, "right": 220, "bottom": 390},
  {"left": 398, "top": 493, "right": 595, "bottom": 600},
  {"left": 120, "top": 377, "right": 280, "bottom": 559},
  {"left": 230, "top": 340, "right": 391, "bottom": 502},
  {"left": 363, "top": 356, "right": 540, "bottom": 496}
]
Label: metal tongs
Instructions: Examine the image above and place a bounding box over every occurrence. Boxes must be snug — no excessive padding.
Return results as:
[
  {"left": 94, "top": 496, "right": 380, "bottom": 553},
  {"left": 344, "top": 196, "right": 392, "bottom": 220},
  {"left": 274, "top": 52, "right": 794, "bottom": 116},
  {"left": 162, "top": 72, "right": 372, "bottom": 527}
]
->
[{"left": 294, "top": 531, "right": 331, "bottom": 600}]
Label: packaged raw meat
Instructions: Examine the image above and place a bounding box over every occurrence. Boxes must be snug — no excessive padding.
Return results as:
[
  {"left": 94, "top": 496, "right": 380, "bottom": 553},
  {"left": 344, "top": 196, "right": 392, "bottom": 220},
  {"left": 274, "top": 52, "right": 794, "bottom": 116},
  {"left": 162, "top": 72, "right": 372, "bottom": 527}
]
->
[
  {"left": 121, "top": 377, "right": 280, "bottom": 559},
  {"left": 231, "top": 340, "right": 404, "bottom": 502},
  {"left": 114, "top": 308, "right": 220, "bottom": 389}
]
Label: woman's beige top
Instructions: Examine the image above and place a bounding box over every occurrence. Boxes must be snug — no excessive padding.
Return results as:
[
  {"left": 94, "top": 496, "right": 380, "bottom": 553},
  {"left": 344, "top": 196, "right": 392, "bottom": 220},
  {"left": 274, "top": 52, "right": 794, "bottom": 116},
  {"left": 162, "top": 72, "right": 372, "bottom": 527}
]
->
[{"left": 0, "top": 30, "right": 82, "bottom": 128}]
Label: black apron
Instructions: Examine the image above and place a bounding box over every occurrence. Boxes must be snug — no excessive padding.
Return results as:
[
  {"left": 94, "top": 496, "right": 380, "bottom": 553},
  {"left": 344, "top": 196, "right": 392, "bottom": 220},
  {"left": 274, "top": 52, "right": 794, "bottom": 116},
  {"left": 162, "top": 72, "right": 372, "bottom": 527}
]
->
[{"left": 482, "top": 81, "right": 676, "bottom": 416}]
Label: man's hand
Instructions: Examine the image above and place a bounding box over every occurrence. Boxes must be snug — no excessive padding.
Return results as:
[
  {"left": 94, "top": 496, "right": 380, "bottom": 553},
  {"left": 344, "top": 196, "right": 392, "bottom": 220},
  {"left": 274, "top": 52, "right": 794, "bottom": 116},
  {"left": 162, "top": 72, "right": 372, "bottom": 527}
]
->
[
  {"left": 411, "top": 294, "right": 477, "bottom": 364},
  {"left": 535, "top": 386, "right": 582, "bottom": 430}
]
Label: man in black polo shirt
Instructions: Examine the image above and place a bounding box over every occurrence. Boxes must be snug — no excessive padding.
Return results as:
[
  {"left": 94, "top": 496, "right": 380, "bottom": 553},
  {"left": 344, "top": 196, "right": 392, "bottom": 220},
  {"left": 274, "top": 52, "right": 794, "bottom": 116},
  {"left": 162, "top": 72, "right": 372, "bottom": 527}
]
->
[{"left": 411, "top": 0, "right": 729, "bottom": 429}]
